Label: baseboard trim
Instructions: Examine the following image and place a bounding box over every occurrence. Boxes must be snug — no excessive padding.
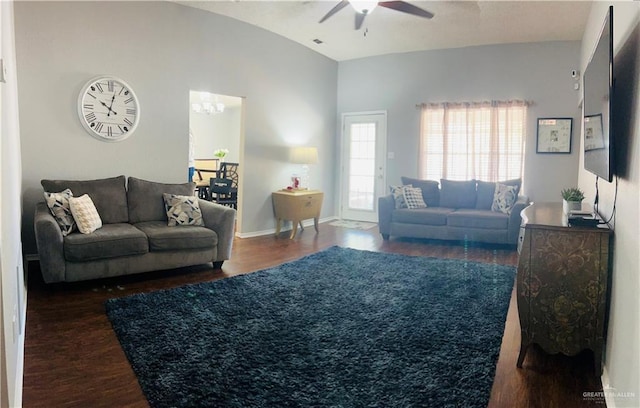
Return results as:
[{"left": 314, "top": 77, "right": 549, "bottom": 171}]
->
[{"left": 235, "top": 216, "right": 339, "bottom": 239}]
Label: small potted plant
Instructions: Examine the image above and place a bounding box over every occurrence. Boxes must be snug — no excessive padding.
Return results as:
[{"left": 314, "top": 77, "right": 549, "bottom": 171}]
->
[
  {"left": 561, "top": 187, "right": 585, "bottom": 214},
  {"left": 214, "top": 148, "right": 229, "bottom": 160}
]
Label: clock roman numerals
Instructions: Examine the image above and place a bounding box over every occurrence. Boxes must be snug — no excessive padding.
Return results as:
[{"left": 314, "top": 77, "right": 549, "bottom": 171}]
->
[
  {"left": 126, "top": 109, "right": 136, "bottom": 115},
  {"left": 124, "top": 96, "right": 134, "bottom": 104},
  {"left": 85, "top": 112, "right": 96, "bottom": 122},
  {"left": 95, "top": 82, "right": 104, "bottom": 93}
]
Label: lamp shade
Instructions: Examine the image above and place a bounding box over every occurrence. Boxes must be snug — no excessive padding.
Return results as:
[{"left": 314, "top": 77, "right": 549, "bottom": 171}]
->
[{"left": 290, "top": 147, "right": 318, "bottom": 164}]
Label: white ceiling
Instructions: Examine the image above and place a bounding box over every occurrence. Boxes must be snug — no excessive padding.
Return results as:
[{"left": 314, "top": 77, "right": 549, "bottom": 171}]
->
[{"left": 175, "top": 1, "right": 593, "bottom": 61}]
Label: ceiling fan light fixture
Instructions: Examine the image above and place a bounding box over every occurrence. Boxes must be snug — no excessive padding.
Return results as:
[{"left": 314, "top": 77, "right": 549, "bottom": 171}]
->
[{"left": 349, "top": 0, "right": 378, "bottom": 15}]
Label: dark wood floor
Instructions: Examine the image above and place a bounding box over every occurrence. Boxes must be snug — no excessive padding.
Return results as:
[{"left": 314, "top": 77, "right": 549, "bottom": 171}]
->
[{"left": 23, "top": 224, "right": 605, "bottom": 407}]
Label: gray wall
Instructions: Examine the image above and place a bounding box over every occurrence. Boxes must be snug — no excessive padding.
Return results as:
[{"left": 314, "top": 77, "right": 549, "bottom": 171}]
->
[
  {"left": 337, "top": 41, "right": 582, "bottom": 202},
  {"left": 579, "top": 3, "right": 639, "bottom": 407},
  {"left": 15, "top": 1, "right": 338, "bottom": 252}
]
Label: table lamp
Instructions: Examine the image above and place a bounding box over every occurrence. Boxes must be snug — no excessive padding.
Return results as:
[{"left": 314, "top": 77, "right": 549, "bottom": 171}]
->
[{"left": 289, "top": 147, "right": 318, "bottom": 189}]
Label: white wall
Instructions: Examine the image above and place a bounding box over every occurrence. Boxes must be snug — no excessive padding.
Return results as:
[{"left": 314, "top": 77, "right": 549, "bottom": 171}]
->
[
  {"left": 579, "top": 3, "right": 640, "bottom": 407},
  {"left": 15, "top": 1, "right": 338, "bottom": 252},
  {"left": 0, "top": 1, "right": 26, "bottom": 407},
  {"left": 189, "top": 96, "right": 242, "bottom": 163},
  {"left": 338, "top": 41, "right": 582, "bottom": 202}
]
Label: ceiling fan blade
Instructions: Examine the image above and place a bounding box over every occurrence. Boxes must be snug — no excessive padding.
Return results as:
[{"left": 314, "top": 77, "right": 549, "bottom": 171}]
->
[
  {"left": 355, "top": 12, "right": 367, "bottom": 30},
  {"left": 378, "top": 1, "right": 434, "bottom": 19},
  {"left": 319, "top": 0, "right": 350, "bottom": 23}
]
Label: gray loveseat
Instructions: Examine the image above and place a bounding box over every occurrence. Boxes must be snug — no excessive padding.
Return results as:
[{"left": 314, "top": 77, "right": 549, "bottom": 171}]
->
[
  {"left": 378, "top": 177, "right": 529, "bottom": 245},
  {"left": 34, "top": 176, "right": 236, "bottom": 283}
]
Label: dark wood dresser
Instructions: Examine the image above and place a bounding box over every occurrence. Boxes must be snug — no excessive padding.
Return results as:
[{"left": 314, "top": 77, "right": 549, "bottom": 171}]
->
[{"left": 516, "top": 202, "right": 612, "bottom": 374}]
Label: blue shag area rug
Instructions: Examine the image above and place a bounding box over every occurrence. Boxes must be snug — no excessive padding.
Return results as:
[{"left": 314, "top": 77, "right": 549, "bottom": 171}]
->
[{"left": 105, "top": 246, "right": 515, "bottom": 408}]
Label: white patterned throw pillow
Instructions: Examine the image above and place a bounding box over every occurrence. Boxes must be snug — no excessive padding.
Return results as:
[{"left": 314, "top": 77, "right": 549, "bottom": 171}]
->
[
  {"left": 402, "top": 186, "right": 427, "bottom": 209},
  {"left": 163, "top": 193, "right": 204, "bottom": 226},
  {"left": 491, "top": 183, "right": 518, "bottom": 214},
  {"left": 69, "top": 194, "right": 103, "bottom": 234},
  {"left": 44, "top": 188, "right": 77, "bottom": 236},
  {"left": 390, "top": 185, "right": 413, "bottom": 209}
]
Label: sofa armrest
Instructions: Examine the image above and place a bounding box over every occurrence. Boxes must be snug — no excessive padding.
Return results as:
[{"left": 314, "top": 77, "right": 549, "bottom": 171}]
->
[
  {"left": 508, "top": 195, "right": 531, "bottom": 244},
  {"left": 34, "top": 202, "right": 66, "bottom": 283},
  {"left": 378, "top": 195, "right": 395, "bottom": 238},
  {"left": 199, "top": 199, "right": 236, "bottom": 262}
]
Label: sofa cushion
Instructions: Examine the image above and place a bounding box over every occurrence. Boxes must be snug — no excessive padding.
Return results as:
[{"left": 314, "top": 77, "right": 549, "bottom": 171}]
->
[
  {"left": 476, "top": 178, "right": 521, "bottom": 210},
  {"left": 439, "top": 179, "right": 477, "bottom": 208},
  {"left": 401, "top": 177, "right": 440, "bottom": 207},
  {"left": 42, "top": 176, "right": 128, "bottom": 224},
  {"left": 63, "top": 223, "right": 148, "bottom": 262},
  {"left": 447, "top": 209, "right": 509, "bottom": 229},
  {"left": 127, "top": 177, "right": 196, "bottom": 223},
  {"left": 392, "top": 207, "right": 454, "bottom": 226},
  {"left": 134, "top": 221, "right": 217, "bottom": 251}
]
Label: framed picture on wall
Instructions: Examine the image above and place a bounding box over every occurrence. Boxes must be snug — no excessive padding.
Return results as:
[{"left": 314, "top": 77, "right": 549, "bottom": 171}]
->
[{"left": 536, "top": 117, "right": 573, "bottom": 154}]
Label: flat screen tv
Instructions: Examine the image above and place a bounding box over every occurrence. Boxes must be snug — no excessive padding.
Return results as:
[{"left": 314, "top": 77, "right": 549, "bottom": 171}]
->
[{"left": 583, "top": 6, "right": 614, "bottom": 182}]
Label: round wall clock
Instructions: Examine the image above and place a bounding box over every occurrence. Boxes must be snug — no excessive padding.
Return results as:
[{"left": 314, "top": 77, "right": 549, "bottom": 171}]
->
[{"left": 77, "top": 76, "right": 140, "bottom": 142}]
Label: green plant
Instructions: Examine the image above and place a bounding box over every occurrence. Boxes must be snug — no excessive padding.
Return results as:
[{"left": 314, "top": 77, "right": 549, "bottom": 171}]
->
[
  {"left": 561, "top": 187, "right": 585, "bottom": 202},
  {"left": 214, "top": 148, "right": 229, "bottom": 159}
]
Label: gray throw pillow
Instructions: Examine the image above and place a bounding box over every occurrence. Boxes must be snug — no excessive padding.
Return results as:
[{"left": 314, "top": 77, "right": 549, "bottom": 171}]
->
[
  {"left": 128, "top": 177, "right": 196, "bottom": 223},
  {"left": 439, "top": 179, "right": 477, "bottom": 209}
]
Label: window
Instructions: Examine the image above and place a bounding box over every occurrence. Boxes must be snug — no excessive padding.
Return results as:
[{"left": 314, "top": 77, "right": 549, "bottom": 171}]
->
[{"left": 419, "top": 100, "right": 527, "bottom": 182}]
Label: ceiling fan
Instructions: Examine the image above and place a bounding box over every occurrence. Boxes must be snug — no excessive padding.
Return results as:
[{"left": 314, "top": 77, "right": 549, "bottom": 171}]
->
[{"left": 319, "top": 1, "right": 434, "bottom": 30}]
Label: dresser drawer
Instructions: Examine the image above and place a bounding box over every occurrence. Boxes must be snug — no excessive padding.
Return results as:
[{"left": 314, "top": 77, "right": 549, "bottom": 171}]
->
[{"left": 298, "top": 195, "right": 321, "bottom": 218}]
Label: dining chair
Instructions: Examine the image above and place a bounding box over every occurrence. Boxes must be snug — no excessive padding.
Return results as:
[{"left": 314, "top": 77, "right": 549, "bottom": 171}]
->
[
  {"left": 209, "top": 177, "right": 237, "bottom": 209},
  {"left": 218, "top": 162, "right": 239, "bottom": 190}
]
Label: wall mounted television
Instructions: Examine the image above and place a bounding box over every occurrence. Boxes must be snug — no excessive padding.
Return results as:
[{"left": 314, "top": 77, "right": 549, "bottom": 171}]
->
[{"left": 583, "top": 5, "right": 614, "bottom": 182}]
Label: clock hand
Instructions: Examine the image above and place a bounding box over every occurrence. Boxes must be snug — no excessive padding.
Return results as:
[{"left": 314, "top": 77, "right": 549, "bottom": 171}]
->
[
  {"left": 107, "top": 94, "right": 116, "bottom": 117},
  {"left": 99, "top": 100, "right": 118, "bottom": 116}
]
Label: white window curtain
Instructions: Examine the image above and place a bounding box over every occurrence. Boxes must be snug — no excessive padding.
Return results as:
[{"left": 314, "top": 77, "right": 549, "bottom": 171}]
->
[{"left": 418, "top": 100, "right": 528, "bottom": 182}]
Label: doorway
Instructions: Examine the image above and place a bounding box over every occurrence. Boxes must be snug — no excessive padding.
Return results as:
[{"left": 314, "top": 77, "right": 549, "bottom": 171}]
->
[
  {"left": 189, "top": 91, "right": 244, "bottom": 232},
  {"left": 340, "top": 112, "right": 387, "bottom": 222}
]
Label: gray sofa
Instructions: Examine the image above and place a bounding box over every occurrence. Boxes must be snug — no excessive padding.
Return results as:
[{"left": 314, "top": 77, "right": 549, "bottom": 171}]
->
[
  {"left": 378, "top": 177, "right": 529, "bottom": 245},
  {"left": 34, "top": 176, "right": 236, "bottom": 283}
]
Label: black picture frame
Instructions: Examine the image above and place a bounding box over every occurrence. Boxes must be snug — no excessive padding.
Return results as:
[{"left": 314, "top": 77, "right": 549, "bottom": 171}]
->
[{"left": 536, "top": 117, "right": 573, "bottom": 154}]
